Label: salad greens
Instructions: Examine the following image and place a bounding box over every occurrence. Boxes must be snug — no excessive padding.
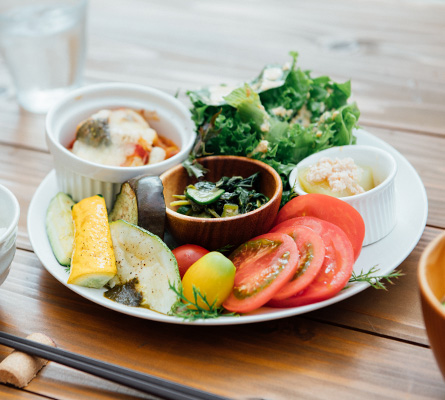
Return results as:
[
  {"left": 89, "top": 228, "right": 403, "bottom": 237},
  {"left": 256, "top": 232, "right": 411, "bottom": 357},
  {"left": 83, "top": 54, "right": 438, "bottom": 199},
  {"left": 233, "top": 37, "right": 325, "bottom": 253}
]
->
[
  {"left": 184, "top": 52, "right": 360, "bottom": 205},
  {"left": 171, "top": 172, "right": 269, "bottom": 218}
]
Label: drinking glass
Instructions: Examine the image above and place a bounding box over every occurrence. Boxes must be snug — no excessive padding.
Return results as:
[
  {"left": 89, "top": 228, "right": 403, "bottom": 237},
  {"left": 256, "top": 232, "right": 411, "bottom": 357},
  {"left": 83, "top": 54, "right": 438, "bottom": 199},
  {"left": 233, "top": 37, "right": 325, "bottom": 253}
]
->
[{"left": 0, "top": 0, "right": 88, "bottom": 114}]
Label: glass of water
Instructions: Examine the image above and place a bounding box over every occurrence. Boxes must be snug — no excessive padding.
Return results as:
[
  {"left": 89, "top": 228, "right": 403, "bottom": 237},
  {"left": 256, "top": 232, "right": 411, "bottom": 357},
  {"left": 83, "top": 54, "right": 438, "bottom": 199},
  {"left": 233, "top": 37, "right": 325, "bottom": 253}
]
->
[{"left": 0, "top": 0, "right": 87, "bottom": 114}]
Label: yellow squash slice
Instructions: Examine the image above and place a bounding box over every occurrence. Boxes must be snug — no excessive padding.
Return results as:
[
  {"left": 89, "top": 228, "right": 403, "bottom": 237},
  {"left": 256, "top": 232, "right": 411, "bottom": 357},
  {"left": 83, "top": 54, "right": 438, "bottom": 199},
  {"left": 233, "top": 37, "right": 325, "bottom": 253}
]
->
[{"left": 68, "top": 195, "right": 117, "bottom": 288}]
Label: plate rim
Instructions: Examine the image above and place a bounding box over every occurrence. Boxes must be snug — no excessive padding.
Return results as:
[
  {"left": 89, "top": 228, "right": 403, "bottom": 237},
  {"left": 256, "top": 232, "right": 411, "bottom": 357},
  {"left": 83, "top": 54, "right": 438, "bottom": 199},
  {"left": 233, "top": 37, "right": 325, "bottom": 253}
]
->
[{"left": 27, "top": 129, "right": 428, "bottom": 326}]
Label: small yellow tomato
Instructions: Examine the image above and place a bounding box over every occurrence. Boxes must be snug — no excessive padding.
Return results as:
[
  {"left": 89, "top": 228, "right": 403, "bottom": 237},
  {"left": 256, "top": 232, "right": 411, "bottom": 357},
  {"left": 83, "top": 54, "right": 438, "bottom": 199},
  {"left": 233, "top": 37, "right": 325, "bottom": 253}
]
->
[{"left": 182, "top": 251, "right": 236, "bottom": 310}]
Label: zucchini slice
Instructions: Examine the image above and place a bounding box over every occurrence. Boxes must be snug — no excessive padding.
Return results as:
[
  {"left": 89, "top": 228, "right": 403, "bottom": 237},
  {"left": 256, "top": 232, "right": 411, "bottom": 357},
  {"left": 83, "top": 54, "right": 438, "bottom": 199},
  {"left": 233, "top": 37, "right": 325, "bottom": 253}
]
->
[
  {"left": 108, "top": 182, "right": 138, "bottom": 225},
  {"left": 45, "top": 192, "right": 75, "bottom": 266},
  {"left": 109, "top": 220, "right": 181, "bottom": 315}
]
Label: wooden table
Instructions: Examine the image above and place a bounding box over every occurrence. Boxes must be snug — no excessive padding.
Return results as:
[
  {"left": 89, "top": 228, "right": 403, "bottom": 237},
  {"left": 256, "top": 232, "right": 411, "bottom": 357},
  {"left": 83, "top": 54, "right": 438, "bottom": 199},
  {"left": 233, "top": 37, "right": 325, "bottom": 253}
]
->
[{"left": 0, "top": 0, "right": 444, "bottom": 398}]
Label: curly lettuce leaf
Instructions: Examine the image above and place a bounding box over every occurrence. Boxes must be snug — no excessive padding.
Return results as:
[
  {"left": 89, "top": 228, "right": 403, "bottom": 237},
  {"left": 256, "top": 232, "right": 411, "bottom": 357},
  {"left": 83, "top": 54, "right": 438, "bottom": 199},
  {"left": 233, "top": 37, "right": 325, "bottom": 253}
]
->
[{"left": 185, "top": 52, "right": 361, "bottom": 206}]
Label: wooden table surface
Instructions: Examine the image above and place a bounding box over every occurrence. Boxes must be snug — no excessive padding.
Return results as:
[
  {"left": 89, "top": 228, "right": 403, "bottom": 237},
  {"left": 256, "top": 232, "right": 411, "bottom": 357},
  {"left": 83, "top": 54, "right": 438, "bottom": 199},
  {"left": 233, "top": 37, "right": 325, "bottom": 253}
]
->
[{"left": 0, "top": 0, "right": 444, "bottom": 398}]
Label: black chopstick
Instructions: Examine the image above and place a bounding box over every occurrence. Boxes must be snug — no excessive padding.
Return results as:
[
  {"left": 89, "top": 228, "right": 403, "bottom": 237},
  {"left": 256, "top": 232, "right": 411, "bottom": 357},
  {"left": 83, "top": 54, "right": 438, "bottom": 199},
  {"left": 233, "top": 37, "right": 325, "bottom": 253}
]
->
[{"left": 0, "top": 332, "right": 229, "bottom": 400}]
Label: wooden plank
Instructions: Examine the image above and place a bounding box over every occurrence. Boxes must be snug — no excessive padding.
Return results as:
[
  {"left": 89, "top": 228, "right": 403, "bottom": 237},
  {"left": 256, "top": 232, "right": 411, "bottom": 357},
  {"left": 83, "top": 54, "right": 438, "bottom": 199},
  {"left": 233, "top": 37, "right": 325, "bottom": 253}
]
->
[
  {"left": 0, "top": 0, "right": 444, "bottom": 153},
  {"left": 1, "top": 249, "right": 443, "bottom": 400},
  {"left": 0, "top": 386, "right": 49, "bottom": 399},
  {"left": 86, "top": 0, "right": 445, "bottom": 135},
  {"left": 309, "top": 226, "right": 442, "bottom": 346},
  {"left": 360, "top": 125, "right": 445, "bottom": 230}
]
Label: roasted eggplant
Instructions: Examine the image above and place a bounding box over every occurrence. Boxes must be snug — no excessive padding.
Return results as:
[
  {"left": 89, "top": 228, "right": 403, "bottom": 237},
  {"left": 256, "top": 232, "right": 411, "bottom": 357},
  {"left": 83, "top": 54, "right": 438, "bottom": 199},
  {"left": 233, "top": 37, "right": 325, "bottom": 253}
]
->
[{"left": 109, "top": 175, "right": 166, "bottom": 239}]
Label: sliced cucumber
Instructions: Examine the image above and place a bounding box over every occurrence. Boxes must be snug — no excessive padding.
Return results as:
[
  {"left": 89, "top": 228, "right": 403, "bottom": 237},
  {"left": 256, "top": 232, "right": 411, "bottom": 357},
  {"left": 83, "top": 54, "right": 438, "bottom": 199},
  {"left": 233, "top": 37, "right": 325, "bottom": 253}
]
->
[
  {"left": 45, "top": 192, "right": 75, "bottom": 266},
  {"left": 186, "top": 186, "right": 225, "bottom": 205},
  {"left": 109, "top": 220, "right": 181, "bottom": 315}
]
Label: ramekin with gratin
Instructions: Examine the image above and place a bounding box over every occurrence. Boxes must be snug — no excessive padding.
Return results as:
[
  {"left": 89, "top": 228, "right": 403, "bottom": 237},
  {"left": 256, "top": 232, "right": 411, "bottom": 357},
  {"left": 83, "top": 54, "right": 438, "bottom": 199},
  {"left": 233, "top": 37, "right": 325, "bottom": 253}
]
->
[
  {"left": 45, "top": 82, "right": 196, "bottom": 208},
  {"left": 289, "top": 145, "right": 397, "bottom": 246}
]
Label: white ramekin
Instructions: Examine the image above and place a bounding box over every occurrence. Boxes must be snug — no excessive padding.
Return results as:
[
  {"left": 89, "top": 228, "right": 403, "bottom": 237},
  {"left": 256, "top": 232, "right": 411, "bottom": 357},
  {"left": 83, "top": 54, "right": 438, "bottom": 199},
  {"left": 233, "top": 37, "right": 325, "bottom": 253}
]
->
[
  {"left": 45, "top": 82, "right": 196, "bottom": 208},
  {"left": 289, "top": 145, "right": 397, "bottom": 246},
  {"left": 0, "top": 184, "right": 20, "bottom": 285}
]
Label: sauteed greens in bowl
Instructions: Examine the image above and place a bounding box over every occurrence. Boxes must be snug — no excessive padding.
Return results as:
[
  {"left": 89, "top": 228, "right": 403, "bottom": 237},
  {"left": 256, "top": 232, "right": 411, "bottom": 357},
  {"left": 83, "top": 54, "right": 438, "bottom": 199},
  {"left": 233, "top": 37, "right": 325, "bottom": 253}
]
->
[{"left": 185, "top": 52, "right": 360, "bottom": 204}]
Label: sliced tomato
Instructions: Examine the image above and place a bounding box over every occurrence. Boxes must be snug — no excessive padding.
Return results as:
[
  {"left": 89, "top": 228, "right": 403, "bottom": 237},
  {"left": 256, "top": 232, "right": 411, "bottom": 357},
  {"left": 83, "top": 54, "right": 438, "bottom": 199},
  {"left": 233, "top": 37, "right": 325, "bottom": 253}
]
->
[
  {"left": 273, "top": 193, "right": 365, "bottom": 261},
  {"left": 268, "top": 216, "right": 354, "bottom": 308},
  {"left": 222, "top": 232, "right": 299, "bottom": 313},
  {"left": 270, "top": 225, "right": 325, "bottom": 301}
]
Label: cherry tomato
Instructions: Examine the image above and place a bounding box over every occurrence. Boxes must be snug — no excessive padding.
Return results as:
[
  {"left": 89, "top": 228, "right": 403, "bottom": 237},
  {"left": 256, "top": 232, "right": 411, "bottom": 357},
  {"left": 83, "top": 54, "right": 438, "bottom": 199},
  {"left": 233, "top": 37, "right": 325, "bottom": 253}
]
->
[
  {"left": 172, "top": 244, "right": 210, "bottom": 278},
  {"left": 182, "top": 251, "right": 235, "bottom": 310},
  {"left": 273, "top": 193, "right": 365, "bottom": 261},
  {"left": 222, "top": 232, "right": 299, "bottom": 314},
  {"left": 270, "top": 225, "right": 325, "bottom": 301},
  {"left": 268, "top": 216, "right": 354, "bottom": 307}
]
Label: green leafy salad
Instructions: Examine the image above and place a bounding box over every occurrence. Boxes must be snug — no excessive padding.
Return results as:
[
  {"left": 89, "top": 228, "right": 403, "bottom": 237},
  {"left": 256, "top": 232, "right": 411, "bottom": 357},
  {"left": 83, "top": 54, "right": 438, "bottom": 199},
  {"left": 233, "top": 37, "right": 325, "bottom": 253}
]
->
[{"left": 184, "top": 52, "right": 361, "bottom": 204}]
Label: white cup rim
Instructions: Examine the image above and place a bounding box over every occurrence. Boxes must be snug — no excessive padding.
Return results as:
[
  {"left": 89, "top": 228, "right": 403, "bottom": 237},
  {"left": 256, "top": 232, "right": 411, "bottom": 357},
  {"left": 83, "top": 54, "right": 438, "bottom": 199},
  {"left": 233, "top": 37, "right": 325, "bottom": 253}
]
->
[
  {"left": 0, "top": 184, "right": 20, "bottom": 243},
  {"left": 45, "top": 82, "right": 195, "bottom": 174},
  {"left": 290, "top": 144, "right": 398, "bottom": 200}
]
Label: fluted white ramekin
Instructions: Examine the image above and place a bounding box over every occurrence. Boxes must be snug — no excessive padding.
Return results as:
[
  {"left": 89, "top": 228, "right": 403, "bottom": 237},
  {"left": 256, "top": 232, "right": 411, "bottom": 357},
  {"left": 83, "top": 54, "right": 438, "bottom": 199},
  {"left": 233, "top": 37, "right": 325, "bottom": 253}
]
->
[
  {"left": 289, "top": 145, "right": 397, "bottom": 246},
  {"left": 45, "top": 82, "right": 196, "bottom": 208},
  {"left": 0, "top": 184, "right": 20, "bottom": 285}
]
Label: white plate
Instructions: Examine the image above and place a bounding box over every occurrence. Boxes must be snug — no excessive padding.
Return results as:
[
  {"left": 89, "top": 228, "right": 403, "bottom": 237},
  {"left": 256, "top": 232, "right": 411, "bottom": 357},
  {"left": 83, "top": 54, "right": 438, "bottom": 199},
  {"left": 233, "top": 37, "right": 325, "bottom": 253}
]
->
[{"left": 27, "top": 129, "right": 428, "bottom": 326}]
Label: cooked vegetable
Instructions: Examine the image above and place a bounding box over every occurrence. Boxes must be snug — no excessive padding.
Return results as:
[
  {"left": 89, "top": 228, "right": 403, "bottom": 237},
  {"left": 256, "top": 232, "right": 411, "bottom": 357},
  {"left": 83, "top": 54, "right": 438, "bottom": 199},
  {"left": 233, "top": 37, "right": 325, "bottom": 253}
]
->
[
  {"left": 108, "top": 220, "right": 181, "bottom": 315},
  {"left": 68, "top": 195, "right": 117, "bottom": 288},
  {"left": 186, "top": 186, "right": 225, "bottom": 205},
  {"left": 181, "top": 252, "right": 236, "bottom": 310},
  {"left": 45, "top": 192, "right": 75, "bottom": 266},
  {"left": 75, "top": 116, "right": 111, "bottom": 147},
  {"left": 185, "top": 52, "right": 360, "bottom": 204},
  {"left": 171, "top": 173, "right": 268, "bottom": 218},
  {"left": 109, "top": 174, "right": 166, "bottom": 239},
  {"left": 108, "top": 182, "right": 138, "bottom": 224}
]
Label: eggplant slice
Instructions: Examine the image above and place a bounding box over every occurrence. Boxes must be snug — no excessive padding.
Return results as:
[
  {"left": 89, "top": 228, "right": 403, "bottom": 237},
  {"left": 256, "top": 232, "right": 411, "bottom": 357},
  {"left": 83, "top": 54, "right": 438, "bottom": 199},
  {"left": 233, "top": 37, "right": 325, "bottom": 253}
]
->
[{"left": 109, "top": 175, "right": 166, "bottom": 239}]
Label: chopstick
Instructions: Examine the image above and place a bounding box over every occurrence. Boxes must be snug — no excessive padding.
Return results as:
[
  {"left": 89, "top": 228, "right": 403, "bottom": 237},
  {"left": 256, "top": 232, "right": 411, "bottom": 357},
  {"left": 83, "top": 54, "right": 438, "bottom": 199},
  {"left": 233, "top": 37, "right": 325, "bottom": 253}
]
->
[{"left": 0, "top": 332, "right": 229, "bottom": 400}]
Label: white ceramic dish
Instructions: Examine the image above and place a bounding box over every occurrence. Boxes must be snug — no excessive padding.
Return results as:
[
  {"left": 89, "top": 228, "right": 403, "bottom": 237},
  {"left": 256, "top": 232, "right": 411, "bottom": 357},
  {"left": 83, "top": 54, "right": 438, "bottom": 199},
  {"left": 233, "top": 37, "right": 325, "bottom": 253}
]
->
[
  {"left": 0, "top": 184, "right": 20, "bottom": 286},
  {"left": 45, "top": 82, "right": 196, "bottom": 207},
  {"left": 28, "top": 129, "right": 428, "bottom": 326},
  {"left": 289, "top": 145, "right": 397, "bottom": 246}
]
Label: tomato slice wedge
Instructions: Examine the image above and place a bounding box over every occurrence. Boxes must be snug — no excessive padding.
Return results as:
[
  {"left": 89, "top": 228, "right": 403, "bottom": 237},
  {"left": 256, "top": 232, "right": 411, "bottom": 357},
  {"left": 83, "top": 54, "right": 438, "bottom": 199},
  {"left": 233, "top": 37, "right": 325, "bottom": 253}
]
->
[
  {"left": 268, "top": 216, "right": 354, "bottom": 308},
  {"left": 273, "top": 193, "right": 365, "bottom": 261},
  {"left": 222, "top": 232, "right": 299, "bottom": 313},
  {"left": 270, "top": 225, "right": 325, "bottom": 301}
]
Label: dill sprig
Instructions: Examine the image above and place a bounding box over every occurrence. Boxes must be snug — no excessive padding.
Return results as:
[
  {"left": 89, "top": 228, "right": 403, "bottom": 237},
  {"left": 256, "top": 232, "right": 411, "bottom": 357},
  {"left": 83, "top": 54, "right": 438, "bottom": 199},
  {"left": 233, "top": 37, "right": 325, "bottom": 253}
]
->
[
  {"left": 348, "top": 266, "right": 404, "bottom": 290},
  {"left": 169, "top": 283, "right": 238, "bottom": 321}
]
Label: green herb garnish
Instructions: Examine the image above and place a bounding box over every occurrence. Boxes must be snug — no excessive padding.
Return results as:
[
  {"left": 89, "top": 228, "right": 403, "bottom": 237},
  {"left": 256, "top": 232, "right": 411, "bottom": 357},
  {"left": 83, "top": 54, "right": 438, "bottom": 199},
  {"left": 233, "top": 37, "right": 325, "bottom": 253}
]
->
[
  {"left": 169, "top": 283, "right": 238, "bottom": 321},
  {"left": 348, "top": 266, "right": 404, "bottom": 290}
]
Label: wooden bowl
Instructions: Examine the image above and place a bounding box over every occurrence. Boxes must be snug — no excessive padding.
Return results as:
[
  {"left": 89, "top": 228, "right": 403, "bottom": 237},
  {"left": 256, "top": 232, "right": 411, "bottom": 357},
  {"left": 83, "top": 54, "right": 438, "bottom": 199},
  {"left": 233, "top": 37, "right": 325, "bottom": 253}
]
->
[
  {"left": 418, "top": 231, "right": 445, "bottom": 380},
  {"left": 160, "top": 156, "right": 283, "bottom": 251}
]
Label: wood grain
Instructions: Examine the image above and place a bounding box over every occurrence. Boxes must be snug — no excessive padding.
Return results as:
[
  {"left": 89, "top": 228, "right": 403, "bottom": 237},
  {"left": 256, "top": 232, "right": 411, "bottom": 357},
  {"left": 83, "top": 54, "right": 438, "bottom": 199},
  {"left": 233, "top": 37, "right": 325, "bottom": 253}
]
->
[
  {"left": 309, "top": 226, "right": 442, "bottom": 346},
  {"left": 0, "top": 250, "right": 443, "bottom": 400},
  {"left": 0, "top": 0, "right": 444, "bottom": 398}
]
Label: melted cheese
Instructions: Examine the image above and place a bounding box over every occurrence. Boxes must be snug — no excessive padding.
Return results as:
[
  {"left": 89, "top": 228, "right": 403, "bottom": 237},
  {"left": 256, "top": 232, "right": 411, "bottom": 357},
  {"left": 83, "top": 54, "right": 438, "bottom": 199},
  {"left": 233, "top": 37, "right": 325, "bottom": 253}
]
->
[{"left": 72, "top": 108, "right": 160, "bottom": 167}]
